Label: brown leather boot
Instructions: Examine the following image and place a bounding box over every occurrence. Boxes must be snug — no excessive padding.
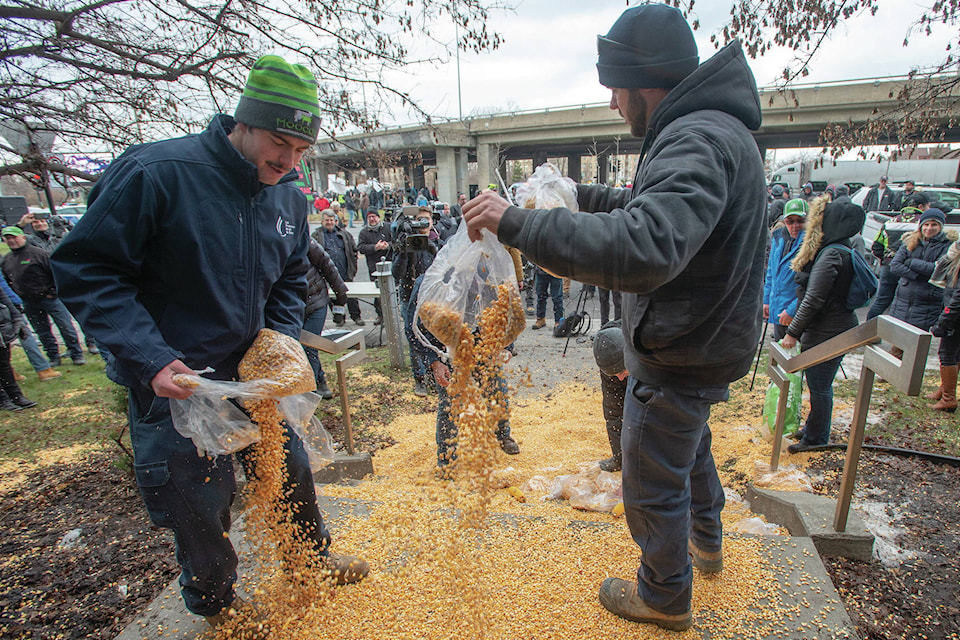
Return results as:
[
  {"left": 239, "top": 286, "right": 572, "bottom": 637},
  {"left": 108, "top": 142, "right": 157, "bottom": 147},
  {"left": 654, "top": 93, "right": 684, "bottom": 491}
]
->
[
  {"left": 532, "top": 317, "right": 546, "bottom": 330},
  {"left": 930, "top": 365, "right": 958, "bottom": 412},
  {"left": 926, "top": 385, "right": 943, "bottom": 401}
]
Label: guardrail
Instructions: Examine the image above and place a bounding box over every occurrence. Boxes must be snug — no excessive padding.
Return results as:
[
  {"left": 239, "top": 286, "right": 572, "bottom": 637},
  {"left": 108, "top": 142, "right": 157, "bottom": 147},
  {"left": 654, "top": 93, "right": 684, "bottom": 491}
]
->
[{"left": 766, "top": 316, "right": 931, "bottom": 531}]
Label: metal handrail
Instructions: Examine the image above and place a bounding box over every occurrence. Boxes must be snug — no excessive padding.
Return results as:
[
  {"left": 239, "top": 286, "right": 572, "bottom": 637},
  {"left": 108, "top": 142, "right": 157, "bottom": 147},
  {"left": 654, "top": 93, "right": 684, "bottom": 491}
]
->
[{"left": 766, "top": 315, "right": 931, "bottom": 531}]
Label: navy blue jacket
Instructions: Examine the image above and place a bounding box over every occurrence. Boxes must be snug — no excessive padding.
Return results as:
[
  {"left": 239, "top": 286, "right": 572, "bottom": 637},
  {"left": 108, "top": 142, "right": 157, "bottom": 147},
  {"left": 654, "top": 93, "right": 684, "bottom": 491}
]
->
[
  {"left": 889, "top": 231, "right": 952, "bottom": 330},
  {"left": 50, "top": 115, "right": 310, "bottom": 387}
]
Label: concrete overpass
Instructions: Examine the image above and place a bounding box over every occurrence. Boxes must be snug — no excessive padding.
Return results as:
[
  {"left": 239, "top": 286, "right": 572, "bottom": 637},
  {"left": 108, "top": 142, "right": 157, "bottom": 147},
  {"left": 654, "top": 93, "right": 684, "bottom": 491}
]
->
[{"left": 307, "top": 75, "right": 960, "bottom": 203}]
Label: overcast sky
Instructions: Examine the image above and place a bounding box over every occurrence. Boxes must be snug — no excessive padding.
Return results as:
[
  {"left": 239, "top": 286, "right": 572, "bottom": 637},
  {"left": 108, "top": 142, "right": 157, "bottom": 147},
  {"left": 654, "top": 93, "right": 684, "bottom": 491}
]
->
[{"left": 382, "top": 0, "right": 955, "bottom": 127}]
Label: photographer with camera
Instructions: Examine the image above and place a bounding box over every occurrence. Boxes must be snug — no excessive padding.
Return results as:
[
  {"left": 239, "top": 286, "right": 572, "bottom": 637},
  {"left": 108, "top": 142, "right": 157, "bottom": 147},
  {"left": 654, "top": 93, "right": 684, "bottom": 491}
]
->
[
  {"left": 17, "top": 211, "right": 71, "bottom": 252},
  {"left": 392, "top": 206, "right": 440, "bottom": 396}
]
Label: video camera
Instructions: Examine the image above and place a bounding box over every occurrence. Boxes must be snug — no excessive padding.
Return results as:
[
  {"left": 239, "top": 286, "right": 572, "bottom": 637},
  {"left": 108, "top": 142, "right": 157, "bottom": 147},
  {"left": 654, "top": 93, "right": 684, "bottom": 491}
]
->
[
  {"left": 394, "top": 205, "right": 433, "bottom": 254},
  {"left": 431, "top": 202, "right": 448, "bottom": 221}
]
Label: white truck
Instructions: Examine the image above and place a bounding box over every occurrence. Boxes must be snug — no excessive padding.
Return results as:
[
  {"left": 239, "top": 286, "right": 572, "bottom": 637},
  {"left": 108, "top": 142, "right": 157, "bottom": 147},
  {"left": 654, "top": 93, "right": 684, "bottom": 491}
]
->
[{"left": 769, "top": 158, "right": 960, "bottom": 192}]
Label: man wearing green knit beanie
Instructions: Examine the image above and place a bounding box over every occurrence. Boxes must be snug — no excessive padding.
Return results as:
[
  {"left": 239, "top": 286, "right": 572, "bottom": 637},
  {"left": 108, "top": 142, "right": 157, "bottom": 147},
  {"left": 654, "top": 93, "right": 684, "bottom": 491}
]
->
[{"left": 51, "top": 54, "right": 368, "bottom": 634}]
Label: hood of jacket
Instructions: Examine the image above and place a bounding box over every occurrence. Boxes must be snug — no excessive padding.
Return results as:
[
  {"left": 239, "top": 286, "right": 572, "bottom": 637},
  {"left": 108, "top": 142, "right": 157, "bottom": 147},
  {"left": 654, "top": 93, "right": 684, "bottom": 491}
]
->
[
  {"left": 646, "top": 41, "right": 762, "bottom": 142},
  {"left": 793, "top": 196, "right": 865, "bottom": 271}
]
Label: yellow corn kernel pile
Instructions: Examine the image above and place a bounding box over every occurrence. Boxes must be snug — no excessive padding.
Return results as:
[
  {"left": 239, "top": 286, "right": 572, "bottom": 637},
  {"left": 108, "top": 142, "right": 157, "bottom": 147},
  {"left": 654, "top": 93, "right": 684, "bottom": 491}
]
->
[
  {"left": 239, "top": 328, "right": 316, "bottom": 396},
  {"left": 418, "top": 301, "right": 463, "bottom": 347}
]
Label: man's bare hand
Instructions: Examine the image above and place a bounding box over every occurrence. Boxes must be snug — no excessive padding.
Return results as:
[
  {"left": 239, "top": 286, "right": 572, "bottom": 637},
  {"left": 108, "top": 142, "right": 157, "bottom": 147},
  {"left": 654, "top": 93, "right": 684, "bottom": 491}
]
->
[
  {"left": 463, "top": 190, "right": 511, "bottom": 242},
  {"left": 431, "top": 360, "right": 451, "bottom": 388},
  {"left": 151, "top": 359, "right": 197, "bottom": 399},
  {"left": 778, "top": 311, "right": 793, "bottom": 326}
]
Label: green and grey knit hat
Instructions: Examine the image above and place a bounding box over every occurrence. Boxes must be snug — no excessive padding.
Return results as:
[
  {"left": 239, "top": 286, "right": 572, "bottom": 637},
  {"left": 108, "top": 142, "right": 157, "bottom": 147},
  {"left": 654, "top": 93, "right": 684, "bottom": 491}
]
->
[{"left": 234, "top": 55, "right": 321, "bottom": 143}]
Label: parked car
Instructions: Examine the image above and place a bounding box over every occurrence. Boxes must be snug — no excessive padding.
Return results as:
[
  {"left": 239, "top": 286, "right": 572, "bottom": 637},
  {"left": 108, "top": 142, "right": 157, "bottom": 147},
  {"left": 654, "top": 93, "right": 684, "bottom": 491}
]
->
[
  {"left": 56, "top": 204, "right": 86, "bottom": 225},
  {"left": 852, "top": 184, "right": 960, "bottom": 212}
]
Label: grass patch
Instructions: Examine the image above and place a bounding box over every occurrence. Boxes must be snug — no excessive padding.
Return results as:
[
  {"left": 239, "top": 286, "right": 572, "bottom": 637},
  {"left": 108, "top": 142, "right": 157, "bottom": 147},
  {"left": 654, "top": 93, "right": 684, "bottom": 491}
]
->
[{"left": 0, "top": 349, "right": 128, "bottom": 462}]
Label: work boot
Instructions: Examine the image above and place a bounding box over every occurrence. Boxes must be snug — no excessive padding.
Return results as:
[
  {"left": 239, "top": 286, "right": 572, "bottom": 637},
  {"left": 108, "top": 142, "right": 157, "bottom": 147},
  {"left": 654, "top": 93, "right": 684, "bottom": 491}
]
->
[
  {"left": 72, "top": 355, "right": 87, "bottom": 366},
  {"left": 321, "top": 552, "right": 370, "bottom": 585},
  {"left": 38, "top": 368, "right": 62, "bottom": 381},
  {"left": 930, "top": 365, "right": 958, "bottom": 412},
  {"left": 498, "top": 435, "right": 520, "bottom": 455},
  {"left": 532, "top": 317, "right": 546, "bottom": 330},
  {"left": 49, "top": 355, "right": 62, "bottom": 367},
  {"left": 413, "top": 380, "right": 428, "bottom": 397},
  {"left": 353, "top": 317, "right": 366, "bottom": 327},
  {"left": 13, "top": 368, "right": 25, "bottom": 382},
  {"left": 598, "top": 577, "right": 693, "bottom": 631},
  {"left": 316, "top": 379, "right": 334, "bottom": 400},
  {"left": 205, "top": 597, "right": 269, "bottom": 639},
  {"left": 599, "top": 453, "right": 622, "bottom": 472},
  {"left": 688, "top": 539, "right": 723, "bottom": 574}
]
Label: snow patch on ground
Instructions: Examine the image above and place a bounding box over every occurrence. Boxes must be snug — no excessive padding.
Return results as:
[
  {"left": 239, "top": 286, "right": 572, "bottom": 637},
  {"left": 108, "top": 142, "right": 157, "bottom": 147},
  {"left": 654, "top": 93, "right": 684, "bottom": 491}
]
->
[{"left": 855, "top": 501, "right": 925, "bottom": 567}]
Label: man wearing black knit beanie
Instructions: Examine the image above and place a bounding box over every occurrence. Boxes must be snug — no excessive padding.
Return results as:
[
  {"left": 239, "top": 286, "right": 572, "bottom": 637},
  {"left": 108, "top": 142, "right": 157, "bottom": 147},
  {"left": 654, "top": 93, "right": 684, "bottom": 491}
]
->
[{"left": 465, "top": 4, "right": 767, "bottom": 631}]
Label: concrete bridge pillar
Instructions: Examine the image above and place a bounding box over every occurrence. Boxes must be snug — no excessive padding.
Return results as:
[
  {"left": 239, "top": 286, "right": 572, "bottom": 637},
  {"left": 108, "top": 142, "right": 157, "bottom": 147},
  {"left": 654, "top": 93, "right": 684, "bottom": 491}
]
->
[
  {"left": 567, "top": 155, "right": 582, "bottom": 182},
  {"left": 477, "top": 143, "right": 503, "bottom": 191},
  {"left": 436, "top": 146, "right": 457, "bottom": 205},
  {"left": 456, "top": 148, "right": 469, "bottom": 198}
]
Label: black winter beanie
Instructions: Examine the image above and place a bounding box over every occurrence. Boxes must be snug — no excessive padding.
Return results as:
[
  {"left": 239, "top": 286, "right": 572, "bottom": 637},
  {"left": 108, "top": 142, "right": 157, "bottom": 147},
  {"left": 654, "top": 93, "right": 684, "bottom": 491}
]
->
[{"left": 597, "top": 4, "right": 699, "bottom": 89}]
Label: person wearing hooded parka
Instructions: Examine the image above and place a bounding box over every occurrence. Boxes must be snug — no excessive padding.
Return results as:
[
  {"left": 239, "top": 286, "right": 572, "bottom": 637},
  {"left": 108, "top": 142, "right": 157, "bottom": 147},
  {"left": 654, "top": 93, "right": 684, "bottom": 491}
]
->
[{"left": 781, "top": 196, "right": 865, "bottom": 453}]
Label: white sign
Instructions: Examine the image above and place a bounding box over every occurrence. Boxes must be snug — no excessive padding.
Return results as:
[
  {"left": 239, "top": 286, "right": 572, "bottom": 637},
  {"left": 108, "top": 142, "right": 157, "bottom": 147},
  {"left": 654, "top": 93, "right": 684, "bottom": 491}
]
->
[{"left": 0, "top": 120, "right": 56, "bottom": 156}]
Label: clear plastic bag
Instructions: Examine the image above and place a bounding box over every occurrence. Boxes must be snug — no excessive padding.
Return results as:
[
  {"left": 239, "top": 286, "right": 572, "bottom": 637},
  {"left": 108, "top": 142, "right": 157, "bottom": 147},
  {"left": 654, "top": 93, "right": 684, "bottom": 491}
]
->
[
  {"left": 730, "top": 516, "right": 782, "bottom": 535},
  {"left": 237, "top": 328, "right": 316, "bottom": 395},
  {"left": 753, "top": 461, "right": 814, "bottom": 493},
  {"left": 170, "top": 378, "right": 324, "bottom": 457},
  {"left": 413, "top": 224, "right": 524, "bottom": 356},
  {"left": 514, "top": 162, "right": 578, "bottom": 212}
]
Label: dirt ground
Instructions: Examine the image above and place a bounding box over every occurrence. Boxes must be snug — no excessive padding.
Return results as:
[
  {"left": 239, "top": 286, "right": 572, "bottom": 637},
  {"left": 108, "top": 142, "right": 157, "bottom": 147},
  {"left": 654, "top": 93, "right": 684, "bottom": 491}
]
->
[{"left": 1, "top": 288, "right": 959, "bottom": 639}]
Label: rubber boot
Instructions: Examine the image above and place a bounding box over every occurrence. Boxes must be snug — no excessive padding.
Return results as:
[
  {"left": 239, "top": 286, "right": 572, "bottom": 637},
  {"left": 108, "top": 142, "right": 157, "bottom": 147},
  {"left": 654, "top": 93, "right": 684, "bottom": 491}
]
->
[
  {"left": 930, "top": 365, "right": 958, "bottom": 412},
  {"left": 599, "top": 425, "right": 622, "bottom": 472}
]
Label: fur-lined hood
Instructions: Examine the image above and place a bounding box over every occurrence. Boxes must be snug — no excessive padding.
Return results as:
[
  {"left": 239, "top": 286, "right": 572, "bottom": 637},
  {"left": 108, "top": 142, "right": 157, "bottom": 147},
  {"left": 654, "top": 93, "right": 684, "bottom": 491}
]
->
[{"left": 791, "top": 196, "right": 865, "bottom": 272}]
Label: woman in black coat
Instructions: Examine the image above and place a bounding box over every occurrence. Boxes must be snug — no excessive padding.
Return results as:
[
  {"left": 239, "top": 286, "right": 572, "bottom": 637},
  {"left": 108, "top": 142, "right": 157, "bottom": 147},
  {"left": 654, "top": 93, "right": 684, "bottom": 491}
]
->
[
  {"left": 0, "top": 287, "right": 36, "bottom": 411},
  {"left": 888, "top": 208, "right": 952, "bottom": 332},
  {"left": 781, "top": 197, "right": 864, "bottom": 453}
]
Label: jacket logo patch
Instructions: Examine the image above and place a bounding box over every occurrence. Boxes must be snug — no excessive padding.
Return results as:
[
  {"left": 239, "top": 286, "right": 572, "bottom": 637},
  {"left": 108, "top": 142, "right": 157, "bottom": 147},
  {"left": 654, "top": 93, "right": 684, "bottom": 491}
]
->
[{"left": 276, "top": 216, "right": 296, "bottom": 237}]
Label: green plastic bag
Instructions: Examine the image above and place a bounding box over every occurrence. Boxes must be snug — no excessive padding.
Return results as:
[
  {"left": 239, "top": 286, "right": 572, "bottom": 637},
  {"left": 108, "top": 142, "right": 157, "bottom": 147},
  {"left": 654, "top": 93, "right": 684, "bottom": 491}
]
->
[{"left": 763, "top": 371, "right": 802, "bottom": 437}]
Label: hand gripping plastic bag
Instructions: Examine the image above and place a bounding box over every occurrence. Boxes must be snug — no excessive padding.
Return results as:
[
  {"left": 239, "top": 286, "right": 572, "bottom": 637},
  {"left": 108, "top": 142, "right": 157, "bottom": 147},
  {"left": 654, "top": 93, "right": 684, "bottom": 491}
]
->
[
  {"left": 169, "top": 328, "right": 324, "bottom": 459},
  {"left": 762, "top": 343, "right": 802, "bottom": 438},
  {"left": 413, "top": 224, "right": 524, "bottom": 357}
]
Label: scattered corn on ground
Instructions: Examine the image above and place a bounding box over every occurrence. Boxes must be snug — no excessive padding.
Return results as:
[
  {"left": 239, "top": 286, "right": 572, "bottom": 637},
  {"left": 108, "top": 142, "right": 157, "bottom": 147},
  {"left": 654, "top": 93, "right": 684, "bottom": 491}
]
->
[{"left": 210, "top": 380, "right": 851, "bottom": 639}]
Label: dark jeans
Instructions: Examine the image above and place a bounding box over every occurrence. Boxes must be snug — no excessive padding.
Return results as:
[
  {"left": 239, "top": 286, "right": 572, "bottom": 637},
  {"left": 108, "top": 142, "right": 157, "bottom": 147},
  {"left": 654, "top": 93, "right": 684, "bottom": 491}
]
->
[
  {"left": 598, "top": 288, "right": 621, "bottom": 325},
  {"left": 621, "top": 379, "right": 727, "bottom": 615},
  {"left": 0, "top": 344, "right": 23, "bottom": 400},
  {"left": 436, "top": 374, "right": 511, "bottom": 466},
  {"left": 938, "top": 332, "right": 960, "bottom": 367},
  {"left": 128, "top": 385, "right": 330, "bottom": 616},
  {"left": 799, "top": 355, "right": 844, "bottom": 446},
  {"left": 23, "top": 297, "right": 83, "bottom": 360},
  {"left": 401, "top": 298, "right": 426, "bottom": 383},
  {"left": 303, "top": 306, "right": 328, "bottom": 385},
  {"left": 866, "top": 265, "right": 897, "bottom": 320},
  {"left": 535, "top": 272, "right": 564, "bottom": 323}
]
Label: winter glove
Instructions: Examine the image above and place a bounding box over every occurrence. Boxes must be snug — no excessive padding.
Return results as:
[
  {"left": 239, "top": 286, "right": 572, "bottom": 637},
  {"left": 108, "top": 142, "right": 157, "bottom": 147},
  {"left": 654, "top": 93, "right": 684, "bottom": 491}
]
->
[{"left": 931, "top": 310, "right": 956, "bottom": 338}]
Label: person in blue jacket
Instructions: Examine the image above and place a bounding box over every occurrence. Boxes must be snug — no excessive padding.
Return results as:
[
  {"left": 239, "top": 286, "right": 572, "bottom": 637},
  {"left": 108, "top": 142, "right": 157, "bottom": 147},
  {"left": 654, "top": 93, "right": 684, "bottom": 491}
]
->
[
  {"left": 49, "top": 56, "right": 367, "bottom": 628},
  {"left": 764, "top": 199, "right": 809, "bottom": 340}
]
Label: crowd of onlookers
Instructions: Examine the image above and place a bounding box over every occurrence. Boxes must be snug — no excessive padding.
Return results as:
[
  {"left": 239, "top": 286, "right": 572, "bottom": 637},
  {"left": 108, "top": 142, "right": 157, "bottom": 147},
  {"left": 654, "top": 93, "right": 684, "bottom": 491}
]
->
[
  {"left": 763, "top": 175, "right": 960, "bottom": 455},
  {"left": 0, "top": 209, "right": 103, "bottom": 412}
]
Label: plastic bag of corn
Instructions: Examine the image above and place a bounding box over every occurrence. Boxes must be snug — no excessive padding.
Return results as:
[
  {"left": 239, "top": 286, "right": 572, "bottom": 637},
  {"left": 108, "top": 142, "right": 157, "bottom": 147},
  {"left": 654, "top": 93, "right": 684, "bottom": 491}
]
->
[
  {"left": 413, "top": 223, "right": 524, "bottom": 356},
  {"left": 513, "top": 162, "right": 578, "bottom": 279},
  {"left": 238, "top": 328, "right": 315, "bottom": 396}
]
